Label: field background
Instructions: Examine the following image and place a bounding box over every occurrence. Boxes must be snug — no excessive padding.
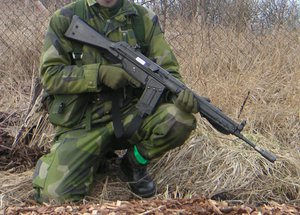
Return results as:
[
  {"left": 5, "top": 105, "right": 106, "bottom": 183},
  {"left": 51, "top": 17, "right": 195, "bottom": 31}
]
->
[{"left": 0, "top": 0, "right": 300, "bottom": 211}]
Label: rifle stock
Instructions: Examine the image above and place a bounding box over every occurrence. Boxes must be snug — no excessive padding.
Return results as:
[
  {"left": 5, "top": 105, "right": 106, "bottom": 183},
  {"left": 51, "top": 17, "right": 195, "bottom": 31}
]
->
[{"left": 65, "top": 15, "right": 276, "bottom": 163}]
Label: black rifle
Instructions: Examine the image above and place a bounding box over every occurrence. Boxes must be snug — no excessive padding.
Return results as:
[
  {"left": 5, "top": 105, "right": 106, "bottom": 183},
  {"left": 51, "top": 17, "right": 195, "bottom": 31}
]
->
[{"left": 65, "top": 15, "right": 276, "bottom": 163}]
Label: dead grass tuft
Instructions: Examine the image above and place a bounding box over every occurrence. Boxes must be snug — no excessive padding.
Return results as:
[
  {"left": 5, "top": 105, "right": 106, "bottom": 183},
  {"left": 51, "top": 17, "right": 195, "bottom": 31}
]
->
[
  {"left": 151, "top": 21, "right": 300, "bottom": 203},
  {"left": 152, "top": 131, "right": 300, "bottom": 204}
]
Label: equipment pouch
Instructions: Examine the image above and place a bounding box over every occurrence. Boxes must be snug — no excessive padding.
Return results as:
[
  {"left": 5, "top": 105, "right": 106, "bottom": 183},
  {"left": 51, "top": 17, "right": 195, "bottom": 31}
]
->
[{"left": 47, "top": 94, "right": 88, "bottom": 127}]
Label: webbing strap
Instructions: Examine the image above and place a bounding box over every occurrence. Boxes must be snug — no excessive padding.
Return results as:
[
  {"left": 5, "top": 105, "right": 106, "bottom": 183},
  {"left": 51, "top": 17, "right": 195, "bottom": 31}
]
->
[
  {"left": 131, "top": 4, "right": 146, "bottom": 53},
  {"left": 131, "top": 4, "right": 158, "bottom": 55},
  {"left": 111, "top": 90, "right": 145, "bottom": 139},
  {"left": 74, "top": 0, "right": 85, "bottom": 20}
]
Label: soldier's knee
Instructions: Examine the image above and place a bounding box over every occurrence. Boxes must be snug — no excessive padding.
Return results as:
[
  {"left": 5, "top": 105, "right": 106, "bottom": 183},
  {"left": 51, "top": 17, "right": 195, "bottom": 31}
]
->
[
  {"left": 163, "top": 103, "right": 197, "bottom": 129},
  {"left": 33, "top": 180, "right": 86, "bottom": 203},
  {"left": 140, "top": 104, "right": 196, "bottom": 158},
  {"left": 33, "top": 187, "right": 85, "bottom": 203},
  {"left": 32, "top": 159, "right": 89, "bottom": 203},
  {"left": 163, "top": 104, "right": 197, "bottom": 148}
]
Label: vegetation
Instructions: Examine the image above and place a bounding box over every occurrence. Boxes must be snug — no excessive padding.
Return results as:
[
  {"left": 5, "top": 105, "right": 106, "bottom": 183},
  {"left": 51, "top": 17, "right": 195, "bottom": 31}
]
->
[{"left": 0, "top": 0, "right": 299, "bottom": 206}]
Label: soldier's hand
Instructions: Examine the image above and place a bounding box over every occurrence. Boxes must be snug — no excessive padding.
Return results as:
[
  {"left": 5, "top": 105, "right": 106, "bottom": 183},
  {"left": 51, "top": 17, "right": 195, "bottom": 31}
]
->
[
  {"left": 99, "top": 64, "right": 141, "bottom": 90},
  {"left": 174, "top": 89, "right": 198, "bottom": 113}
]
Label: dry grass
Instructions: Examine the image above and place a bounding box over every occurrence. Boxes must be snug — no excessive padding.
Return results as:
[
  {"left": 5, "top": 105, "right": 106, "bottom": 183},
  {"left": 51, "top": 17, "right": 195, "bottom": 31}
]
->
[
  {"left": 152, "top": 20, "right": 300, "bottom": 203},
  {"left": 167, "top": 21, "right": 299, "bottom": 146},
  {"left": 0, "top": 7, "right": 299, "bottom": 205},
  {"left": 0, "top": 170, "right": 34, "bottom": 207}
]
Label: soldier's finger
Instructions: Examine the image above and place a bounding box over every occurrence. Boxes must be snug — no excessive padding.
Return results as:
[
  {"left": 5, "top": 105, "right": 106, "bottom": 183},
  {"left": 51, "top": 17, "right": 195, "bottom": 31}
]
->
[
  {"left": 192, "top": 98, "right": 198, "bottom": 113},
  {"left": 182, "top": 89, "right": 190, "bottom": 105},
  {"left": 186, "top": 90, "right": 194, "bottom": 110},
  {"left": 177, "top": 90, "right": 184, "bottom": 102}
]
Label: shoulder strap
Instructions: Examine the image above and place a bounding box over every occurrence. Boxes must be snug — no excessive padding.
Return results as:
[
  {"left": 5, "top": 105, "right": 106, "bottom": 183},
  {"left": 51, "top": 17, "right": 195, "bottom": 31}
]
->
[
  {"left": 73, "top": 0, "right": 86, "bottom": 20},
  {"left": 131, "top": 4, "right": 157, "bottom": 55},
  {"left": 131, "top": 4, "right": 145, "bottom": 46}
]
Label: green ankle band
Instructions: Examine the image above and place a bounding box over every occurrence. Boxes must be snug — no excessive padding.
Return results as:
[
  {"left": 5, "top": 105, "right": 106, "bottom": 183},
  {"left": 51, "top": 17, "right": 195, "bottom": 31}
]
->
[{"left": 133, "top": 145, "right": 149, "bottom": 165}]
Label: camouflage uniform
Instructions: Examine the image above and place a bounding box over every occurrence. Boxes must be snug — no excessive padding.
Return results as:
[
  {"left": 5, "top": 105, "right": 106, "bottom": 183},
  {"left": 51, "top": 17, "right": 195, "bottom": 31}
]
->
[{"left": 33, "top": 0, "right": 196, "bottom": 203}]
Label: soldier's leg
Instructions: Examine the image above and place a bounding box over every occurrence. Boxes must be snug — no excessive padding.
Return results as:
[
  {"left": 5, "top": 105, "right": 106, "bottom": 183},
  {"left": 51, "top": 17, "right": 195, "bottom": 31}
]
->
[
  {"left": 32, "top": 123, "right": 115, "bottom": 203},
  {"left": 119, "top": 103, "right": 196, "bottom": 197},
  {"left": 127, "top": 103, "right": 197, "bottom": 160}
]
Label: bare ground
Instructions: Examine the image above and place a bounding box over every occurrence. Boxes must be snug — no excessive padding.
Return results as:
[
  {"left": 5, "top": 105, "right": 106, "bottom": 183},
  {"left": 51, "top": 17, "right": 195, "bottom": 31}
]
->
[
  {"left": 2, "top": 194, "right": 300, "bottom": 214},
  {"left": 1, "top": 169, "right": 300, "bottom": 215}
]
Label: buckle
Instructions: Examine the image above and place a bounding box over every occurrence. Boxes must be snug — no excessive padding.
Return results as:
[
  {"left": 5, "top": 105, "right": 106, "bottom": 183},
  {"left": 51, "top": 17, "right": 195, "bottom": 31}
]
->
[
  {"left": 72, "top": 52, "right": 83, "bottom": 60},
  {"left": 133, "top": 44, "right": 141, "bottom": 49}
]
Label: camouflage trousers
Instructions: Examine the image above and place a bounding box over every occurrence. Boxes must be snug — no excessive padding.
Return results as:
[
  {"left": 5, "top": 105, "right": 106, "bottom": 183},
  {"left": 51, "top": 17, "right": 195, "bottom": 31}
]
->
[{"left": 32, "top": 103, "right": 196, "bottom": 203}]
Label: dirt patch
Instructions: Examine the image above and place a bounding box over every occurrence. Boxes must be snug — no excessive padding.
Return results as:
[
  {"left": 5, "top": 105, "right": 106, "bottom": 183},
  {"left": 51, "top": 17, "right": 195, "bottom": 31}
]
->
[
  {"left": 3, "top": 197, "right": 300, "bottom": 214},
  {"left": 0, "top": 112, "right": 46, "bottom": 172},
  {"left": 1, "top": 160, "right": 299, "bottom": 214},
  {"left": 0, "top": 112, "right": 15, "bottom": 169},
  {"left": 0, "top": 112, "right": 14, "bottom": 144}
]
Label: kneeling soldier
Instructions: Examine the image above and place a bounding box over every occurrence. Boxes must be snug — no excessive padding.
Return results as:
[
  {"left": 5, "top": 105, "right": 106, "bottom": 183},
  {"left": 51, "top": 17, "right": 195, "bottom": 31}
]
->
[{"left": 33, "top": 0, "right": 197, "bottom": 203}]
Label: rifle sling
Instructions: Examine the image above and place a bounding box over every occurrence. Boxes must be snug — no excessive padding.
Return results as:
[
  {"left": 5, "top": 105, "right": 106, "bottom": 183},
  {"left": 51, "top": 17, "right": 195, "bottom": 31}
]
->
[
  {"left": 124, "top": 114, "right": 144, "bottom": 138},
  {"left": 111, "top": 90, "right": 124, "bottom": 138},
  {"left": 111, "top": 90, "right": 145, "bottom": 139}
]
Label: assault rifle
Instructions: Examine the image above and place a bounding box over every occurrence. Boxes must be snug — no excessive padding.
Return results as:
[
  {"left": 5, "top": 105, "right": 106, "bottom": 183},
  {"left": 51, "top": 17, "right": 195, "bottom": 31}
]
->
[{"left": 65, "top": 15, "right": 276, "bottom": 163}]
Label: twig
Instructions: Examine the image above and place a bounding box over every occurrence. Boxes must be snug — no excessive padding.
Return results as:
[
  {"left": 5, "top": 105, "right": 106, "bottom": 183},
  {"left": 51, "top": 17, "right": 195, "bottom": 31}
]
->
[
  {"left": 99, "top": 176, "right": 109, "bottom": 204},
  {"left": 0, "top": 194, "right": 4, "bottom": 209},
  {"left": 238, "top": 91, "right": 250, "bottom": 119},
  {"left": 138, "top": 205, "right": 165, "bottom": 215},
  {"left": 141, "top": 0, "right": 153, "bottom": 5},
  {"left": 0, "top": 145, "right": 12, "bottom": 150}
]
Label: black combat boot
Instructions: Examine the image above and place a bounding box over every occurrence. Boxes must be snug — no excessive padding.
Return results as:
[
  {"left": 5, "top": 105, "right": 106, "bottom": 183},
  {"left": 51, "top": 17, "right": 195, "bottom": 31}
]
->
[{"left": 120, "top": 150, "right": 156, "bottom": 198}]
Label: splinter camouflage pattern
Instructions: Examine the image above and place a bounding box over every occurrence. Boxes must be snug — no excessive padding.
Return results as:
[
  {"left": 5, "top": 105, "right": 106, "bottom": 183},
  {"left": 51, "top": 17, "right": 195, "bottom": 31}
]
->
[{"left": 33, "top": 0, "right": 196, "bottom": 203}]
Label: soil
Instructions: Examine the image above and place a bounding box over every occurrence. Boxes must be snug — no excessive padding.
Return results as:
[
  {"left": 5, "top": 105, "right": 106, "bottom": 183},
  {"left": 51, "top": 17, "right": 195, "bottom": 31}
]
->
[{"left": 3, "top": 197, "right": 300, "bottom": 214}]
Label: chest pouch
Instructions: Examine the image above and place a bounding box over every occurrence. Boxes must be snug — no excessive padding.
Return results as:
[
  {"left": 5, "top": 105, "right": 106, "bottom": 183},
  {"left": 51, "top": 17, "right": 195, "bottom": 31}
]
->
[
  {"left": 119, "top": 21, "right": 138, "bottom": 47},
  {"left": 118, "top": 15, "right": 148, "bottom": 54}
]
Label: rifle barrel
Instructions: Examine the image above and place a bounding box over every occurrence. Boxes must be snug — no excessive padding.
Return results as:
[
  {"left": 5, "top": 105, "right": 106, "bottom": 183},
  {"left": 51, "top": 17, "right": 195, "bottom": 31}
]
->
[{"left": 236, "top": 133, "right": 276, "bottom": 163}]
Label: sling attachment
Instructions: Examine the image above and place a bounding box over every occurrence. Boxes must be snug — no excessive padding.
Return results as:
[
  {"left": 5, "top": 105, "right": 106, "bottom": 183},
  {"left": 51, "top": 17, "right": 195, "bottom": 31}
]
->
[{"left": 71, "top": 48, "right": 83, "bottom": 67}]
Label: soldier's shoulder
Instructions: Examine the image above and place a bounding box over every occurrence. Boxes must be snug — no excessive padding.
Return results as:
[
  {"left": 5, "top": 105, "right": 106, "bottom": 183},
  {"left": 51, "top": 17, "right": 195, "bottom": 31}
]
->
[
  {"left": 51, "top": 2, "right": 77, "bottom": 22},
  {"left": 49, "top": 2, "right": 77, "bottom": 32},
  {"left": 132, "top": 3, "right": 157, "bottom": 21}
]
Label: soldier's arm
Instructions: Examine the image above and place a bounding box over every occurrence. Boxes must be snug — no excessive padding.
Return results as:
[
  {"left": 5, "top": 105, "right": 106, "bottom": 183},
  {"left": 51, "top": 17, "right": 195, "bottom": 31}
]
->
[
  {"left": 142, "top": 8, "right": 181, "bottom": 80},
  {"left": 39, "top": 9, "right": 100, "bottom": 95}
]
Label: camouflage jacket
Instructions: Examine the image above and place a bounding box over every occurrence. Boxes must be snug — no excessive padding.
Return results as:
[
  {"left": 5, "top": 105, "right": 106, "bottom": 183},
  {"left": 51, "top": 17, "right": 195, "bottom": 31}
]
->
[{"left": 40, "top": 0, "right": 181, "bottom": 127}]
